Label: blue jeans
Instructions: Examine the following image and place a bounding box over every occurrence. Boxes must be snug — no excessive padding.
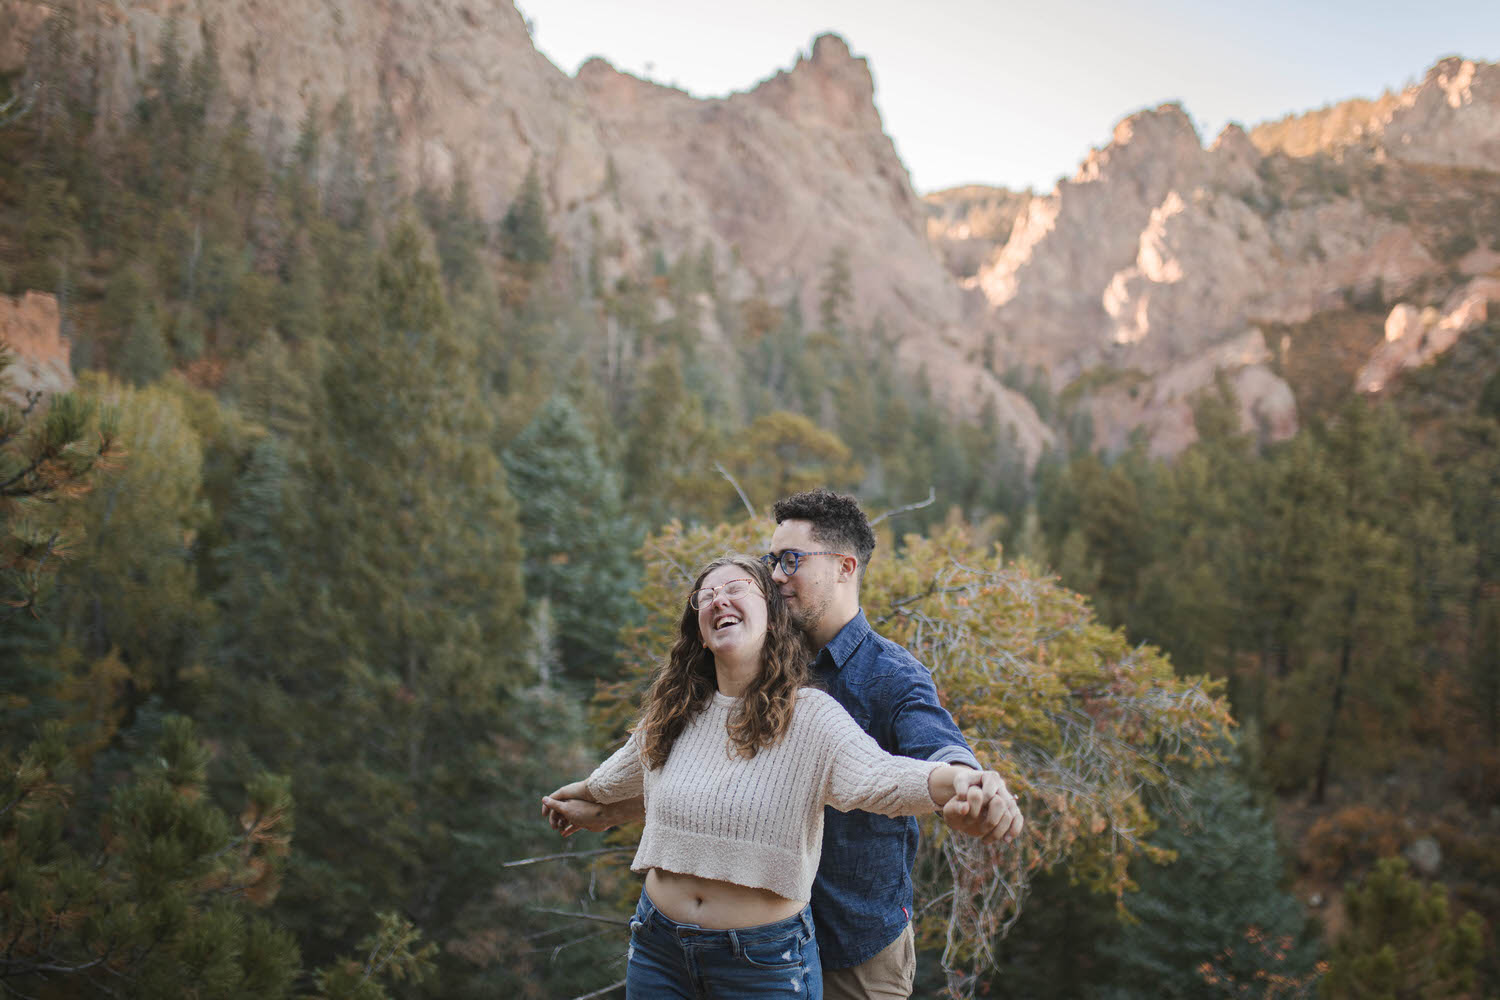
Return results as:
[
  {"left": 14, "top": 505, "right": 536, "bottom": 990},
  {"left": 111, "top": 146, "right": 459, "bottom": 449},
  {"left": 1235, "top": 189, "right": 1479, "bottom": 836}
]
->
[{"left": 626, "top": 888, "right": 822, "bottom": 999}]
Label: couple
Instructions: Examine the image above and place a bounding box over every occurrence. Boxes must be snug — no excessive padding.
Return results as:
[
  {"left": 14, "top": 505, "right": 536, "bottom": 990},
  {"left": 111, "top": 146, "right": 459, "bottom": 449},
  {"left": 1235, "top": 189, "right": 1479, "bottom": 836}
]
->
[{"left": 543, "top": 489, "right": 1024, "bottom": 999}]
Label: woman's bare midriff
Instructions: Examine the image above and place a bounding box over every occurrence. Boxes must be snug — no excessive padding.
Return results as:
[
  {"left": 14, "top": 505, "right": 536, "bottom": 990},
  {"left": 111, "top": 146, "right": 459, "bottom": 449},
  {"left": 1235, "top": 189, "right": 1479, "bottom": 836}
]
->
[{"left": 644, "top": 868, "right": 804, "bottom": 930}]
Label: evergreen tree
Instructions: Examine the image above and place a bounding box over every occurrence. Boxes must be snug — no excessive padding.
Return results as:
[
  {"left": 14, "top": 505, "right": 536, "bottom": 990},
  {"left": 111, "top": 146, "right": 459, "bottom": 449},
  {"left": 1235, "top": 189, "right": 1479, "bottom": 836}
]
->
[
  {"left": 420, "top": 165, "right": 488, "bottom": 290},
  {"left": 621, "top": 352, "right": 725, "bottom": 528},
  {"left": 0, "top": 351, "right": 116, "bottom": 619},
  {"left": 1322, "top": 858, "right": 1484, "bottom": 999},
  {"left": 503, "top": 393, "right": 640, "bottom": 681},
  {"left": 325, "top": 97, "right": 367, "bottom": 230},
  {"left": 1103, "top": 767, "right": 1319, "bottom": 999},
  {"left": 0, "top": 357, "right": 119, "bottom": 748},
  {"left": 1303, "top": 403, "right": 1422, "bottom": 801},
  {"left": 817, "top": 246, "right": 853, "bottom": 336},
  {"left": 203, "top": 436, "right": 297, "bottom": 796},
  {"left": 974, "top": 870, "right": 1122, "bottom": 999},
  {"left": 1442, "top": 415, "right": 1500, "bottom": 744},
  {"left": 48, "top": 376, "right": 217, "bottom": 725},
  {"left": 0, "top": 716, "right": 301, "bottom": 998},
  {"left": 720, "top": 410, "right": 862, "bottom": 509},
  {"left": 500, "top": 163, "right": 552, "bottom": 265},
  {"left": 119, "top": 302, "right": 172, "bottom": 385},
  {"left": 14, "top": 167, "right": 82, "bottom": 295},
  {"left": 269, "top": 218, "right": 529, "bottom": 975}
]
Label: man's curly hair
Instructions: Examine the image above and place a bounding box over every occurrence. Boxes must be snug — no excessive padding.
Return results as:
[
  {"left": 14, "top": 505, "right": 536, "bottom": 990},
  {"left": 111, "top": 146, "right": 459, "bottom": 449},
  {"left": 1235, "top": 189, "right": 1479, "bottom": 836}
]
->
[{"left": 771, "top": 488, "right": 876, "bottom": 579}]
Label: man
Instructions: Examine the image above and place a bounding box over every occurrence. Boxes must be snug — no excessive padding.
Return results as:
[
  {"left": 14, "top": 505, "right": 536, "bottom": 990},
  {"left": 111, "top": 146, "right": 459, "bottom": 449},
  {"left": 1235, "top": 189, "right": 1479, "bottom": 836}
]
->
[{"left": 544, "top": 489, "right": 1023, "bottom": 998}]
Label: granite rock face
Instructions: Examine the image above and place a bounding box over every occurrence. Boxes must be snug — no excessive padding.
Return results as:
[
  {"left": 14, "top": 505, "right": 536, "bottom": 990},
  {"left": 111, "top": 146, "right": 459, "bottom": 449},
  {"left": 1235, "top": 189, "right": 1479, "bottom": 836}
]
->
[
  {"left": 5, "top": 3, "right": 1497, "bottom": 459},
  {"left": 5, "top": 3, "right": 1053, "bottom": 459},
  {"left": 937, "top": 59, "right": 1499, "bottom": 455},
  {"left": 1356, "top": 278, "right": 1500, "bottom": 394},
  {"left": 0, "top": 292, "right": 72, "bottom": 406},
  {"left": 1252, "top": 58, "right": 1500, "bottom": 172},
  {"left": 923, "top": 184, "right": 1033, "bottom": 281}
]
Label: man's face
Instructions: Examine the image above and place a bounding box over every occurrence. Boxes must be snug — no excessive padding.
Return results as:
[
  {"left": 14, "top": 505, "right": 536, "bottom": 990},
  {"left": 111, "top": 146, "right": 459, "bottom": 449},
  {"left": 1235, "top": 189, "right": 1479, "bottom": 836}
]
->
[{"left": 767, "top": 519, "right": 840, "bottom": 636}]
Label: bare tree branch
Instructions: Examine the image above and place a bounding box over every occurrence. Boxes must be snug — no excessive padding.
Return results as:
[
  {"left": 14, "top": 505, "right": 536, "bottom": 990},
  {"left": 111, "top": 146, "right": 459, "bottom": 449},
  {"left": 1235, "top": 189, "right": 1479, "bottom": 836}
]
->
[
  {"left": 869, "top": 487, "right": 936, "bottom": 527},
  {"left": 647, "top": 539, "right": 694, "bottom": 586},
  {"left": 526, "top": 907, "right": 630, "bottom": 927},
  {"left": 714, "top": 462, "right": 757, "bottom": 520},
  {"left": 570, "top": 978, "right": 627, "bottom": 1000},
  {"left": 502, "top": 847, "right": 632, "bottom": 868},
  {"left": 0, "top": 81, "right": 40, "bottom": 129}
]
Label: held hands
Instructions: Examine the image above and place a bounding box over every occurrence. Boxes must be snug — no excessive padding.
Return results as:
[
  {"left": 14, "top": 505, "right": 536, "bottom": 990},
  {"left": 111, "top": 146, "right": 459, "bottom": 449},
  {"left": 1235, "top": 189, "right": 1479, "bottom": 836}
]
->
[
  {"left": 940, "top": 768, "right": 1025, "bottom": 845},
  {"left": 541, "top": 782, "right": 644, "bottom": 838}
]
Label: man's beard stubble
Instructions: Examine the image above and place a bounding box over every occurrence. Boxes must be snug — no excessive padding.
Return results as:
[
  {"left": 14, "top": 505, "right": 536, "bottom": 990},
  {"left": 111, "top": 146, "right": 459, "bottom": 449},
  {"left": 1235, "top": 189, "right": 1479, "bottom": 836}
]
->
[{"left": 790, "top": 591, "right": 832, "bottom": 642}]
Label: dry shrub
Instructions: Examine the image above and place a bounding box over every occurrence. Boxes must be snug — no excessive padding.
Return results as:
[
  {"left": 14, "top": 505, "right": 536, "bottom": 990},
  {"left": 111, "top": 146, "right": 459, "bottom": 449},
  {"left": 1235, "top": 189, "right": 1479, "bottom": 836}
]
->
[{"left": 1301, "top": 805, "right": 1405, "bottom": 882}]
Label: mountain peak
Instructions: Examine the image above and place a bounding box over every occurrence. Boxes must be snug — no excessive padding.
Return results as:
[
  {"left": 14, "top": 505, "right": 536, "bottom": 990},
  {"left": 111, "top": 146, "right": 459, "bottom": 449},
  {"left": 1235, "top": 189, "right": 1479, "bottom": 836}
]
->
[{"left": 808, "top": 32, "right": 855, "bottom": 65}]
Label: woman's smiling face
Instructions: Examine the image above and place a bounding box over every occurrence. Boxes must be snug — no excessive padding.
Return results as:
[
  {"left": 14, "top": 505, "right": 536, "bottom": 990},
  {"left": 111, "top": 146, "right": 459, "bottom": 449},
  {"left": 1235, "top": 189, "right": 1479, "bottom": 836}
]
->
[{"left": 695, "top": 563, "right": 769, "bottom": 663}]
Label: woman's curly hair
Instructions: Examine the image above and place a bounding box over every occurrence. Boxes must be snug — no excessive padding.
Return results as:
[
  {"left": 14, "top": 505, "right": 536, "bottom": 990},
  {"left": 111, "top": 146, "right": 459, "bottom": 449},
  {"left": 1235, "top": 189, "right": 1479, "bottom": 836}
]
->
[{"left": 638, "top": 555, "right": 812, "bottom": 770}]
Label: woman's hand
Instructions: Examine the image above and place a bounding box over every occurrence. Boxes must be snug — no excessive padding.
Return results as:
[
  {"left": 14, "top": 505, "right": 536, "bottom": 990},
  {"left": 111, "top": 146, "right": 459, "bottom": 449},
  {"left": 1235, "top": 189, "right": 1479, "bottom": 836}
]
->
[
  {"left": 541, "top": 780, "right": 635, "bottom": 838},
  {"left": 928, "top": 765, "right": 979, "bottom": 814},
  {"left": 929, "top": 766, "right": 1025, "bottom": 845}
]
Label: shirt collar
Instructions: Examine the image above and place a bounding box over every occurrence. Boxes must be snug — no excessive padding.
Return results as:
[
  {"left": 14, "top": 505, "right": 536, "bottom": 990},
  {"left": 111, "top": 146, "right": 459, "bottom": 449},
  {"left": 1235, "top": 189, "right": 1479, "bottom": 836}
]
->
[{"left": 817, "top": 609, "right": 871, "bottom": 671}]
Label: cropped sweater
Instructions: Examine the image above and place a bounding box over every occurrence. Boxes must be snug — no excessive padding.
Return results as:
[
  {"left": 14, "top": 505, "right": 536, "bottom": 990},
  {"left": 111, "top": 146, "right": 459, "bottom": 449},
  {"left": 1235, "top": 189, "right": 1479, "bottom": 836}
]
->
[{"left": 585, "top": 688, "right": 941, "bottom": 904}]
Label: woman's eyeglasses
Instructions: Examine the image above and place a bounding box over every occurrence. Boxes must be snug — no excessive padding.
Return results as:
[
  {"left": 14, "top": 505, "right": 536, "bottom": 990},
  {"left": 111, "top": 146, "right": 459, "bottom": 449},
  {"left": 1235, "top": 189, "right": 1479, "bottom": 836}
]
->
[
  {"left": 689, "top": 578, "right": 759, "bottom": 610},
  {"left": 759, "top": 550, "right": 849, "bottom": 577}
]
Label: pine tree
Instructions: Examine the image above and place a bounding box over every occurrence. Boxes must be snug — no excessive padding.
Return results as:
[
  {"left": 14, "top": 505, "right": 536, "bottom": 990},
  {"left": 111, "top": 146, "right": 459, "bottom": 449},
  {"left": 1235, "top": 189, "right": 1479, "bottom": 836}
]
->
[
  {"left": 817, "top": 246, "right": 853, "bottom": 336},
  {"left": 976, "top": 870, "right": 1123, "bottom": 999},
  {"left": 503, "top": 393, "right": 640, "bottom": 680},
  {"left": 267, "top": 217, "right": 529, "bottom": 973},
  {"left": 49, "top": 376, "right": 217, "bottom": 721},
  {"left": 1305, "top": 403, "right": 1420, "bottom": 801},
  {"left": 1103, "top": 767, "right": 1320, "bottom": 999},
  {"left": 720, "top": 410, "right": 862, "bottom": 509},
  {"left": 1322, "top": 858, "right": 1484, "bottom": 999},
  {"left": 1442, "top": 415, "right": 1500, "bottom": 744},
  {"left": 621, "top": 352, "right": 725, "bottom": 528},
  {"left": 0, "top": 351, "right": 116, "bottom": 619},
  {"left": 500, "top": 163, "right": 552, "bottom": 265},
  {"left": 0, "top": 716, "right": 301, "bottom": 998}
]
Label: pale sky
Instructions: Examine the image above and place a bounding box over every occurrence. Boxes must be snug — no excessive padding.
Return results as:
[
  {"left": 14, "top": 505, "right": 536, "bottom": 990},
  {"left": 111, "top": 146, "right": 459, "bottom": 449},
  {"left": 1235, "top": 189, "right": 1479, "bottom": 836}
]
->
[{"left": 515, "top": 0, "right": 1499, "bottom": 194}]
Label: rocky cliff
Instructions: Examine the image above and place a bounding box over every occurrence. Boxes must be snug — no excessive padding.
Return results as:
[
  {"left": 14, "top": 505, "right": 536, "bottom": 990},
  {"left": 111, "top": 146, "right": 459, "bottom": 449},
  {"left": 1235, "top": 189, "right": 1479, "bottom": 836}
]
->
[
  {"left": 2, "top": 1, "right": 1052, "bottom": 459},
  {"left": 934, "top": 57, "right": 1500, "bottom": 455},
  {"left": 0, "top": 291, "right": 72, "bottom": 406},
  {"left": 5, "top": 2, "right": 1497, "bottom": 460}
]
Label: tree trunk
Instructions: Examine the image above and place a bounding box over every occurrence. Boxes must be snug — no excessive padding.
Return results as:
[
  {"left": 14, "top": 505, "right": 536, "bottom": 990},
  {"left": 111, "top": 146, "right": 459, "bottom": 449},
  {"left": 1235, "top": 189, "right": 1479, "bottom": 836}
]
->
[{"left": 1314, "top": 590, "right": 1358, "bottom": 804}]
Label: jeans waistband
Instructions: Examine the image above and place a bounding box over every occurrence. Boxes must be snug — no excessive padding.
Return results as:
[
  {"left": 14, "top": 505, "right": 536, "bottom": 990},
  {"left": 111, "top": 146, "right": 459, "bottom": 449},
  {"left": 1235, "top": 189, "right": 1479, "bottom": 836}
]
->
[{"left": 635, "top": 887, "right": 815, "bottom": 945}]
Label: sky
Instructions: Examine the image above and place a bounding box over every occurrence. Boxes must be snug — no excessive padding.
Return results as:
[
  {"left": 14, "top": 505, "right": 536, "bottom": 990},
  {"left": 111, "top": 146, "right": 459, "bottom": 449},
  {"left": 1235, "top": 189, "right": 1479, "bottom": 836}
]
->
[{"left": 514, "top": 0, "right": 1500, "bottom": 194}]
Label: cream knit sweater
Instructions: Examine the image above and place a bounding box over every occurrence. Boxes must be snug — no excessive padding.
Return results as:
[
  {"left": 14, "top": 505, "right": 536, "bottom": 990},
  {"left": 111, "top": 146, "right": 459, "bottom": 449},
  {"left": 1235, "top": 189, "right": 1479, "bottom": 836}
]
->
[{"left": 585, "top": 688, "right": 941, "bottom": 903}]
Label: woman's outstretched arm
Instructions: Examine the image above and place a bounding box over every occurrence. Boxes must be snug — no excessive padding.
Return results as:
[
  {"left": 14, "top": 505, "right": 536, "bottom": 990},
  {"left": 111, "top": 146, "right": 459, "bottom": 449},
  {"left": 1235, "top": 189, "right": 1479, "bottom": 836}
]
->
[{"left": 542, "top": 784, "right": 645, "bottom": 837}]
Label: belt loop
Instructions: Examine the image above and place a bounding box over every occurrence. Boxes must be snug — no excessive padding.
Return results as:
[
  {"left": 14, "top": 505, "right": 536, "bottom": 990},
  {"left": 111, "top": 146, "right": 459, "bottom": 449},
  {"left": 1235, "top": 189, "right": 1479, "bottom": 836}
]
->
[
  {"left": 801, "top": 906, "right": 815, "bottom": 938},
  {"left": 728, "top": 929, "right": 742, "bottom": 957}
]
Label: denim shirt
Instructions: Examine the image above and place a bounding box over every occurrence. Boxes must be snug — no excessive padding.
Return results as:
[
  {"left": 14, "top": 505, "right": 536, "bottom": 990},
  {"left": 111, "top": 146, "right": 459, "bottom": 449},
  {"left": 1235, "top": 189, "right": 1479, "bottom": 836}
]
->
[{"left": 810, "top": 610, "right": 980, "bottom": 970}]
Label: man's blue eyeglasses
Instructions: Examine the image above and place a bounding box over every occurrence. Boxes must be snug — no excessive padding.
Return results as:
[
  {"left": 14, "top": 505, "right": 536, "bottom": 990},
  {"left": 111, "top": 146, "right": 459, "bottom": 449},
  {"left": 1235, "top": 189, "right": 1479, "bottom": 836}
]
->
[{"left": 760, "top": 550, "right": 851, "bottom": 577}]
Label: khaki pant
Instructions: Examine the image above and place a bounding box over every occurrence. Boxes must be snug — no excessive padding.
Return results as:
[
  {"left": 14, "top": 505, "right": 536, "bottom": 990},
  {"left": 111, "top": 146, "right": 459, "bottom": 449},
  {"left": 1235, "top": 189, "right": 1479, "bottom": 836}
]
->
[{"left": 822, "top": 923, "right": 916, "bottom": 1000}]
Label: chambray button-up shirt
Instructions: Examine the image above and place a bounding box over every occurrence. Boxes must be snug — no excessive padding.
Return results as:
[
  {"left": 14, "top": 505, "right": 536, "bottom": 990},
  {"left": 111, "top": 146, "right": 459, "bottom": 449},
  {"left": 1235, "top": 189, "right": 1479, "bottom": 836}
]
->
[{"left": 810, "top": 610, "right": 980, "bottom": 970}]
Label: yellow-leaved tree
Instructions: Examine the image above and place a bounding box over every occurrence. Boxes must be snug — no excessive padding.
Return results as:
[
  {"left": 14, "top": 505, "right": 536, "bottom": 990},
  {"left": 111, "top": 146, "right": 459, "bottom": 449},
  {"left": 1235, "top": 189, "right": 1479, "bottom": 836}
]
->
[{"left": 592, "top": 516, "right": 1235, "bottom": 998}]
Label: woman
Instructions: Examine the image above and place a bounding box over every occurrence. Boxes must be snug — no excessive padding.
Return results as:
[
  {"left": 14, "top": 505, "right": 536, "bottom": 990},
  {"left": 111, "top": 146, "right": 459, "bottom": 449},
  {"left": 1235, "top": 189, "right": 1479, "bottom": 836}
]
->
[{"left": 543, "top": 555, "right": 985, "bottom": 999}]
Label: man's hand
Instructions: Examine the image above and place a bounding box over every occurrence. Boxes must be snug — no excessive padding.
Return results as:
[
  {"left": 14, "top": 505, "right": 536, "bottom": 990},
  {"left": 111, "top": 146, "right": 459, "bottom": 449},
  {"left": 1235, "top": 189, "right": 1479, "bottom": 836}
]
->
[
  {"left": 541, "top": 783, "right": 644, "bottom": 838},
  {"left": 942, "top": 770, "right": 1024, "bottom": 844}
]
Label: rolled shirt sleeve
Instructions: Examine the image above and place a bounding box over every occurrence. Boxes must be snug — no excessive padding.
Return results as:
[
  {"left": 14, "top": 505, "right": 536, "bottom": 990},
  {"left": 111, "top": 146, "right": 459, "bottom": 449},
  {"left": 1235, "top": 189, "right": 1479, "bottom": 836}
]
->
[{"left": 880, "top": 661, "right": 981, "bottom": 770}]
